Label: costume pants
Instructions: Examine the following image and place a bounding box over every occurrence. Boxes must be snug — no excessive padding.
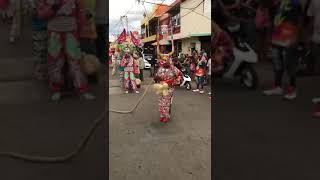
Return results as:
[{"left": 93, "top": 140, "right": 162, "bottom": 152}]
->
[
  {"left": 47, "top": 31, "right": 88, "bottom": 93},
  {"left": 159, "top": 88, "right": 174, "bottom": 118},
  {"left": 124, "top": 71, "right": 137, "bottom": 91}
]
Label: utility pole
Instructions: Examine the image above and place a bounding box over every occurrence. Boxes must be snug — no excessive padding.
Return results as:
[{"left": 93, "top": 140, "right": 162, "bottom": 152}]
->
[{"left": 121, "top": 15, "right": 129, "bottom": 35}]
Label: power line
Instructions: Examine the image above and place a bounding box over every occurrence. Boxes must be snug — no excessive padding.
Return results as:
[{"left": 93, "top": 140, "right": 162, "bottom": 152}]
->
[{"left": 141, "top": 0, "right": 196, "bottom": 10}]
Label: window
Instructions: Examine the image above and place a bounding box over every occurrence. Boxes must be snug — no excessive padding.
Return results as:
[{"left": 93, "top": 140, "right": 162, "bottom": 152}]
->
[{"left": 171, "top": 13, "right": 180, "bottom": 27}]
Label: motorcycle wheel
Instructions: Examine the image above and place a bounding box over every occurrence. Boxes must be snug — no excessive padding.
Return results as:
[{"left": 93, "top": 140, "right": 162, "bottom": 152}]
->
[
  {"left": 240, "top": 65, "right": 258, "bottom": 90},
  {"left": 186, "top": 82, "right": 191, "bottom": 90}
]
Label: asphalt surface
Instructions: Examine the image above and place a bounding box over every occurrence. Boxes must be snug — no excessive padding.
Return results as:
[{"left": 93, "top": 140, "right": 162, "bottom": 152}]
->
[
  {"left": 0, "top": 20, "right": 107, "bottom": 180},
  {"left": 109, "top": 69, "right": 211, "bottom": 180},
  {"left": 214, "top": 63, "right": 320, "bottom": 180}
]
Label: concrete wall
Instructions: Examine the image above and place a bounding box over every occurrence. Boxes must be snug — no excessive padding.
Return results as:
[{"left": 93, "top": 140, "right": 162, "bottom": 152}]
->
[{"left": 180, "top": 0, "right": 211, "bottom": 37}]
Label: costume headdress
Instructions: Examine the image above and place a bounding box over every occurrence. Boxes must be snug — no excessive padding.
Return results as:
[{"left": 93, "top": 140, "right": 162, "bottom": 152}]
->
[
  {"left": 156, "top": 20, "right": 174, "bottom": 66},
  {"left": 114, "top": 28, "right": 142, "bottom": 56}
]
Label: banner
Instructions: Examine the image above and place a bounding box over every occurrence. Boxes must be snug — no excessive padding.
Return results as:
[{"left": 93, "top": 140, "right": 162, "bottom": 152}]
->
[
  {"left": 130, "top": 31, "right": 141, "bottom": 46},
  {"left": 116, "top": 29, "right": 127, "bottom": 44}
]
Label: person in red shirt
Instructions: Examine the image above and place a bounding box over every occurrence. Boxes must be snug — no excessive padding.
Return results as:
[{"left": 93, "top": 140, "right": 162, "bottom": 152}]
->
[{"left": 193, "top": 59, "right": 207, "bottom": 94}]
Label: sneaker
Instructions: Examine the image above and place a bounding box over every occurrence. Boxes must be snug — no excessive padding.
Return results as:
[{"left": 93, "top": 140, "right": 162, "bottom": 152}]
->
[
  {"left": 51, "top": 92, "right": 61, "bottom": 101},
  {"left": 200, "top": 90, "right": 204, "bottom": 94},
  {"left": 193, "top": 89, "right": 200, "bottom": 92},
  {"left": 80, "top": 92, "right": 96, "bottom": 100},
  {"left": 263, "top": 87, "right": 283, "bottom": 96},
  {"left": 312, "top": 97, "right": 320, "bottom": 104},
  {"left": 135, "top": 91, "right": 140, "bottom": 94},
  {"left": 208, "top": 92, "right": 211, "bottom": 95},
  {"left": 283, "top": 87, "right": 296, "bottom": 100},
  {"left": 125, "top": 91, "right": 129, "bottom": 94}
]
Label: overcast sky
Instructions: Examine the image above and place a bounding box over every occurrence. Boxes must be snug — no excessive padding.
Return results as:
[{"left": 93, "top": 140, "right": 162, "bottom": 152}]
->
[{"left": 109, "top": 0, "right": 175, "bottom": 41}]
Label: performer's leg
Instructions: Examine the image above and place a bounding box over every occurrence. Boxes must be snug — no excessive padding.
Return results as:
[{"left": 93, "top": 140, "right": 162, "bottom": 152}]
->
[
  {"left": 119, "top": 71, "right": 124, "bottom": 88},
  {"left": 159, "top": 88, "right": 174, "bottom": 122},
  {"left": 124, "top": 72, "right": 130, "bottom": 92},
  {"left": 47, "top": 31, "right": 64, "bottom": 100},
  {"left": 65, "top": 32, "right": 88, "bottom": 92},
  {"left": 129, "top": 72, "right": 138, "bottom": 92},
  {"left": 65, "top": 32, "right": 95, "bottom": 99}
]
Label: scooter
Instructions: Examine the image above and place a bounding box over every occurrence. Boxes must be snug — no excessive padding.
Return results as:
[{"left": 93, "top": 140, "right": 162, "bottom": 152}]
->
[
  {"left": 215, "top": 36, "right": 259, "bottom": 89},
  {"left": 179, "top": 67, "right": 192, "bottom": 90}
]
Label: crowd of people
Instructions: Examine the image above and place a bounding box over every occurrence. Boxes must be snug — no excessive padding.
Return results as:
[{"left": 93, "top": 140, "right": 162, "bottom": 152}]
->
[
  {"left": 213, "top": 0, "right": 320, "bottom": 118},
  {"left": 171, "top": 49, "right": 212, "bottom": 98},
  {"left": 0, "top": 0, "right": 107, "bottom": 101},
  {"left": 111, "top": 46, "right": 212, "bottom": 98}
]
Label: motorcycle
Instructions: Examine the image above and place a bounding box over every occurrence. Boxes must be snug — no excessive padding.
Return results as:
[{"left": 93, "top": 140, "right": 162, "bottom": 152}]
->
[
  {"left": 214, "top": 38, "right": 259, "bottom": 89},
  {"left": 215, "top": 3, "right": 259, "bottom": 89},
  {"left": 179, "top": 67, "right": 192, "bottom": 90}
]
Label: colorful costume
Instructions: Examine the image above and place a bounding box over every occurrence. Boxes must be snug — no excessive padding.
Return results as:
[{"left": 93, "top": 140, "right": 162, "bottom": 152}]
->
[
  {"left": 37, "top": 0, "right": 89, "bottom": 93},
  {"left": 120, "top": 52, "right": 139, "bottom": 93},
  {"left": 154, "top": 33, "right": 182, "bottom": 122}
]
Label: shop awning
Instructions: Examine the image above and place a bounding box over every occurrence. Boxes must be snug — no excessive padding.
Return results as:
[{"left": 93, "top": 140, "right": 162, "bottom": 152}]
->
[
  {"left": 142, "top": 35, "right": 156, "bottom": 43},
  {"left": 189, "top": 33, "right": 211, "bottom": 37}
]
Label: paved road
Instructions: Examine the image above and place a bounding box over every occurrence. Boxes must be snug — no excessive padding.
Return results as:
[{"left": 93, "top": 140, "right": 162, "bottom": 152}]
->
[
  {"left": 0, "top": 21, "right": 107, "bottom": 180},
  {"left": 214, "top": 63, "right": 320, "bottom": 180},
  {"left": 109, "top": 69, "right": 211, "bottom": 180}
]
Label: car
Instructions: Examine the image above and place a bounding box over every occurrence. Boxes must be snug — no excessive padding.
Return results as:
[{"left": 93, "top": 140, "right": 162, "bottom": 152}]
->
[
  {"left": 143, "top": 54, "right": 153, "bottom": 62},
  {"left": 144, "top": 59, "right": 151, "bottom": 69}
]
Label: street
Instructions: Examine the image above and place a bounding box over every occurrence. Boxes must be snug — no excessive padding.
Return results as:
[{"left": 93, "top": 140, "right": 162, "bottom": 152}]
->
[
  {"left": 0, "top": 20, "right": 107, "bottom": 180},
  {"left": 214, "top": 63, "right": 320, "bottom": 180},
  {"left": 109, "top": 69, "right": 211, "bottom": 180}
]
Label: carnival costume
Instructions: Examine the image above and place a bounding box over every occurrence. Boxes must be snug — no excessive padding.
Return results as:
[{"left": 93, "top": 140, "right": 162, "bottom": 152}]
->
[
  {"left": 120, "top": 45, "right": 139, "bottom": 94},
  {"left": 37, "top": 0, "right": 95, "bottom": 101},
  {"left": 154, "top": 34, "right": 182, "bottom": 123}
]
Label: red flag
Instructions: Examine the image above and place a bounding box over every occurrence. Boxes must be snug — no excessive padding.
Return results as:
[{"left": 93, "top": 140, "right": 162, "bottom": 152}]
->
[
  {"left": 116, "top": 29, "right": 127, "bottom": 43},
  {"left": 130, "top": 31, "right": 141, "bottom": 46}
]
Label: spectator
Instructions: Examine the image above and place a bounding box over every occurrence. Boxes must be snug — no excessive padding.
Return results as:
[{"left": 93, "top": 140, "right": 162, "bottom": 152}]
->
[
  {"left": 190, "top": 51, "right": 198, "bottom": 80},
  {"left": 306, "top": 0, "right": 320, "bottom": 117},
  {"left": 138, "top": 53, "right": 145, "bottom": 81},
  {"left": 207, "top": 57, "right": 212, "bottom": 99},
  {"left": 262, "top": 0, "right": 304, "bottom": 100},
  {"left": 150, "top": 54, "right": 156, "bottom": 77},
  {"left": 255, "top": 0, "right": 273, "bottom": 62},
  {"left": 193, "top": 58, "right": 207, "bottom": 94},
  {"left": 172, "top": 58, "right": 180, "bottom": 69}
]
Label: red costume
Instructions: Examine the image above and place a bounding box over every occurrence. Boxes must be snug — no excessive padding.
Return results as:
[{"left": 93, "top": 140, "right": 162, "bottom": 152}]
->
[{"left": 154, "top": 37, "right": 182, "bottom": 123}]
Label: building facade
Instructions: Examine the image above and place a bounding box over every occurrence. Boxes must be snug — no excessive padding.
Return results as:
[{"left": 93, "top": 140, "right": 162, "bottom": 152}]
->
[{"left": 140, "top": 0, "right": 211, "bottom": 57}]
